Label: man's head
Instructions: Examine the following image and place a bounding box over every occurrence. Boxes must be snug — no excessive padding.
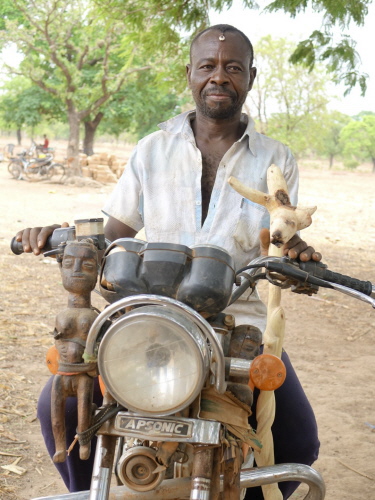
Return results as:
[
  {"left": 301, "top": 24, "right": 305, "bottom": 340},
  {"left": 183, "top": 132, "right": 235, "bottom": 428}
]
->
[{"left": 187, "top": 25, "right": 256, "bottom": 120}]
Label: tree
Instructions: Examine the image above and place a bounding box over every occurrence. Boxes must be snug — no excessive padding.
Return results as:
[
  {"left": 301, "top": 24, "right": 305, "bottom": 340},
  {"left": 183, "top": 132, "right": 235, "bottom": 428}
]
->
[
  {"left": 248, "top": 36, "right": 331, "bottom": 157},
  {"left": 266, "top": 0, "right": 371, "bottom": 96},
  {"left": 340, "top": 114, "right": 375, "bottom": 173},
  {"left": 104, "top": 0, "right": 372, "bottom": 96},
  {"left": 0, "top": 77, "right": 64, "bottom": 144},
  {"left": 98, "top": 71, "right": 185, "bottom": 142},
  {"left": 317, "top": 111, "right": 352, "bottom": 168},
  {"left": 0, "top": 0, "right": 188, "bottom": 172}
]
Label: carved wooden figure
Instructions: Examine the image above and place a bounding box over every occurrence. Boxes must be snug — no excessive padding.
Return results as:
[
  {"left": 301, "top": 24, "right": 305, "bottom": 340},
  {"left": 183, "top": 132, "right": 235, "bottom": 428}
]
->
[
  {"left": 51, "top": 239, "right": 99, "bottom": 463},
  {"left": 228, "top": 165, "right": 316, "bottom": 500}
]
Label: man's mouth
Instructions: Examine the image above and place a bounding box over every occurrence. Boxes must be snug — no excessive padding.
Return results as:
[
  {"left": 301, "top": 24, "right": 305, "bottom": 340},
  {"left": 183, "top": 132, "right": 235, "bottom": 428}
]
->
[
  {"left": 207, "top": 94, "right": 231, "bottom": 100},
  {"left": 203, "top": 88, "right": 235, "bottom": 102}
]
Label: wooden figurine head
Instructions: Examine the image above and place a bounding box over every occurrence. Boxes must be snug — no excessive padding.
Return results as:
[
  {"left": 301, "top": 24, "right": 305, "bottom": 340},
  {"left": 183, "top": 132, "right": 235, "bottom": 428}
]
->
[{"left": 60, "top": 239, "right": 98, "bottom": 296}]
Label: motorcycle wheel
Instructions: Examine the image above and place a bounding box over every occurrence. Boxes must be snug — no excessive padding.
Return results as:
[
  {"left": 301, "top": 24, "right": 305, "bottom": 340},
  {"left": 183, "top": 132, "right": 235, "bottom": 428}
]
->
[
  {"left": 46, "top": 163, "right": 65, "bottom": 183},
  {"left": 8, "top": 161, "right": 23, "bottom": 179},
  {"left": 24, "top": 163, "right": 43, "bottom": 181}
]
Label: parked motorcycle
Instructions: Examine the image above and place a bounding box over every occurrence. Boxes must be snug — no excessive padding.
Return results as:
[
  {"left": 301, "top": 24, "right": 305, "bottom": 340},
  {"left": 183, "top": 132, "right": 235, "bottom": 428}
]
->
[
  {"left": 8, "top": 151, "right": 65, "bottom": 182},
  {"left": 10, "top": 218, "right": 375, "bottom": 500}
]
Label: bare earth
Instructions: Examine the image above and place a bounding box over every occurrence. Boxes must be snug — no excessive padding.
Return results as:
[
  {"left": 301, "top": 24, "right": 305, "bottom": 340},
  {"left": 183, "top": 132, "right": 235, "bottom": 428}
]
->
[{"left": 0, "top": 155, "right": 374, "bottom": 500}]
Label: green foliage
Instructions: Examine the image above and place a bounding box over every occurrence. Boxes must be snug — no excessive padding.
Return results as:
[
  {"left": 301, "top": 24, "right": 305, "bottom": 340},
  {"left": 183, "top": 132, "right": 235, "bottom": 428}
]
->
[
  {"left": 0, "top": 0, "right": 26, "bottom": 30},
  {"left": 0, "top": 0, "right": 198, "bottom": 162},
  {"left": 342, "top": 157, "right": 360, "bottom": 169},
  {"left": 315, "top": 110, "right": 352, "bottom": 166},
  {"left": 0, "top": 0, "right": 136, "bottom": 116},
  {"left": 339, "top": 114, "right": 375, "bottom": 171},
  {"left": 0, "top": 77, "right": 64, "bottom": 130},
  {"left": 98, "top": 71, "right": 185, "bottom": 140},
  {"left": 266, "top": 0, "right": 371, "bottom": 95},
  {"left": 95, "top": 0, "right": 258, "bottom": 34},
  {"left": 250, "top": 36, "right": 331, "bottom": 157}
]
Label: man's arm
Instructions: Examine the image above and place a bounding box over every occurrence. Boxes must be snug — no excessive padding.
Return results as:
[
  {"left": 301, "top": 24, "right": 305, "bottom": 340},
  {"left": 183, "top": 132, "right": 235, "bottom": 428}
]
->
[{"left": 104, "top": 216, "right": 137, "bottom": 241}]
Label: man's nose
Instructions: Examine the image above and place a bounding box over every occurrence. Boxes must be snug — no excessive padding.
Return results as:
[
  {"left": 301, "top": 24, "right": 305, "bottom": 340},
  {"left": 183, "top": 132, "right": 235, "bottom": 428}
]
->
[{"left": 210, "top": 65, "right": 229, "bottom": 85}]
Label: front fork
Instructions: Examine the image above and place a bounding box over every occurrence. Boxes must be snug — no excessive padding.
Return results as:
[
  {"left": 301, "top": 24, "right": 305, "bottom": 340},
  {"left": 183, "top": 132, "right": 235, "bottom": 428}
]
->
[
  {"left": 190, "top": 446, "right": 214, "bottom": 500},
  {"left": 190, "top": 445, "right": 242, "bottom": 500},
  {"left": 89, "top": 393, "right": 118, "bottom": 500},
  {"left": 89, "top": 434, "right": 117, "bottom": 500}
]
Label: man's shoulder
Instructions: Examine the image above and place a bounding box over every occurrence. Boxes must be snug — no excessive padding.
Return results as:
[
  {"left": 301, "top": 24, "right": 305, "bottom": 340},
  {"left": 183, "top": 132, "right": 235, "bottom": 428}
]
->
[
  {"left": 136, "top": 111, "right": 194, "bottom": 150},
  {"left": 137, "top": 129, "right": 166, "bottom": 147}
]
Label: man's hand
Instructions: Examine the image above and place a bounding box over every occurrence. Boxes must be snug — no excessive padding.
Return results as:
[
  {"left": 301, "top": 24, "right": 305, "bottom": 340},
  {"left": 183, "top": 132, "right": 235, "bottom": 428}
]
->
[
  {"left": 15, "top": 222, "right": 70, "bottom": 255},
  {"left": 260, "top": 228, "right": 322, "bottom": 262}
]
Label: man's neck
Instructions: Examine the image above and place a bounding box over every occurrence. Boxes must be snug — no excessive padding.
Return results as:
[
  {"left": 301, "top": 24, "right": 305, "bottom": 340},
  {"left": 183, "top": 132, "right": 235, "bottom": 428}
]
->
[{"left": 191, "top": 110, "right": 246, "bottom": 143}]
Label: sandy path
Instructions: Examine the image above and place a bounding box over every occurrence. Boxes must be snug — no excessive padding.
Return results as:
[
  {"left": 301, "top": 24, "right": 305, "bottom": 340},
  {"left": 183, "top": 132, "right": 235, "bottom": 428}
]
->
[{"left": 0, "top": 160, "right": 374, "bottom": 499}]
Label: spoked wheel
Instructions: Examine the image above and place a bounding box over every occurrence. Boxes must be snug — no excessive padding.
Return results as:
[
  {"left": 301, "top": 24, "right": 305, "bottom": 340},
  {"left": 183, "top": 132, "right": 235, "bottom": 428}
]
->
[
  {"left": 46, "top": 163, "right": 65, "bottom": 183},
  {"left": 8, "top": 161, "right": 23, "bottom": 179},
  {"left": 24, "top": 163, "right": 45, "bottom": 181}
]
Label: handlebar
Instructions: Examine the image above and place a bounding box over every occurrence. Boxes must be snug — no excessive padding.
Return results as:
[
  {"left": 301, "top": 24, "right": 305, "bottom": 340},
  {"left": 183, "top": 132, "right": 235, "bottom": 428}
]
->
[
  {"left": 10, "top": 224, "right": 108, "bottom": 257},
  {"left": 11, "top": 230, "right": 375, "bottom": 307},
  {"left": 263, "top": 259, "right": 374, "bottom": 297},
  {"left": 10, "top": 227, "right": 77, "bottom": 256},
  {"left": 234, "top": 256, "right": 375, "bottom": 307}
]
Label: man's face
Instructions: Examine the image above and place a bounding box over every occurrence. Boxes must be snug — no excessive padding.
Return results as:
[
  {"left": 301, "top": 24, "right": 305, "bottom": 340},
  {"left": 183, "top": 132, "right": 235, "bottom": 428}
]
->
[
  {"left": 61, "top": 243, "right": 98, "bottom": 294},
  {"left": 186, "top": 30, "right": 256, "bottom": 120}
]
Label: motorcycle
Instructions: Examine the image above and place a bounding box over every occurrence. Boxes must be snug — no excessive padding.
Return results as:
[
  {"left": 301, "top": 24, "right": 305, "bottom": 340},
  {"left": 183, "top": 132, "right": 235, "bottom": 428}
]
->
[
  {"left": 10, "top": 218, "right": 375, "bottom": 500},
  {"left": 8, "top": 150, "right": 65, "bottom": 182}
]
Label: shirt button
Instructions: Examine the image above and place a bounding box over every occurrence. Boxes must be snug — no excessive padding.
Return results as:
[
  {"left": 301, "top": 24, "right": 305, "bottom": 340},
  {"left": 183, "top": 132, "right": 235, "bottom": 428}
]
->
[{"left": 196, "top": 201, "right": 201, "bottom": 205}]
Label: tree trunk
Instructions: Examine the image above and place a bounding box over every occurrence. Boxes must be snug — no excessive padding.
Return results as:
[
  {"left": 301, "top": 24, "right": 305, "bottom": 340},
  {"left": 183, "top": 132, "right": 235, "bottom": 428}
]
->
[
  {"left": 83, "top": 112, "right": 104, "bottom": 156},
  {"left": 329, "top": 153, "right": 334, "bottom": 168},
  {"left": 372, "top": 157, "right": 375, "bottom": 174},
  {"left": 17, "top": 129, "right": 22, "bottom": 145},
  {"left": 67, "top": 106, "right": 81, "bottom": 176}
]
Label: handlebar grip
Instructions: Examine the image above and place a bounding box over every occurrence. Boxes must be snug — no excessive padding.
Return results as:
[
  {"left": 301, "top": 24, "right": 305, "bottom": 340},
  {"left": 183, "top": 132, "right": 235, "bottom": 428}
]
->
[
  {"left": 321, "top": 269, "right": 373, "bottom": 296},
  {"left": 10, "top": 237, "right": 24, "bottom": 255},
  {"left": 10, "top": 236, "right": 54, "bottom": 255},
  {"left": 300, "top": 261, "right": 373, "bottom": 296}
]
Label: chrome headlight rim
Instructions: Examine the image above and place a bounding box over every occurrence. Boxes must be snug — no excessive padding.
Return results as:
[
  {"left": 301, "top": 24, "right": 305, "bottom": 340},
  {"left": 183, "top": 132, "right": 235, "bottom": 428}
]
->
[
  {"left": 98, "top": 305, "right": 210, "bottom": 416},
  {"left": 85, "top": 295, "right": 226, "bottom": 394}
]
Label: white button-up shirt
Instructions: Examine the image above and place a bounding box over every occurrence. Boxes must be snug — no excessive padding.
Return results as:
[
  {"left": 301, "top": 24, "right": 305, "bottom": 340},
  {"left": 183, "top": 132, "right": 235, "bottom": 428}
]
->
[{"left": 103, "top": 110, "right": 299, "bottom": 331}]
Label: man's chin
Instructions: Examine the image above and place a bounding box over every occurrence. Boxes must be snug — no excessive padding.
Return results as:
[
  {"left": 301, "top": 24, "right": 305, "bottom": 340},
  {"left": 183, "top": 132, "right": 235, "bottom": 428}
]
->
[
  {"left": 200, "top": 104, "right": 240, "bottom": 120},
  {"left": 201, "top": 104, "right": 238, "bottom": 120}
]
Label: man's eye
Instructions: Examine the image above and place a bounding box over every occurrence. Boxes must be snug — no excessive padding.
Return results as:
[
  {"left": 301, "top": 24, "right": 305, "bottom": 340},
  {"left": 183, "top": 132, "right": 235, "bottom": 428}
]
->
[
  {"left": 227, "top": 66, "right": 242, "bottom": 72},
  {"left": 200, "top": 64, "right": 213, "bottom": 70},
  {"left": 62, "top": 258, "right": 73, "bottom": 268}
]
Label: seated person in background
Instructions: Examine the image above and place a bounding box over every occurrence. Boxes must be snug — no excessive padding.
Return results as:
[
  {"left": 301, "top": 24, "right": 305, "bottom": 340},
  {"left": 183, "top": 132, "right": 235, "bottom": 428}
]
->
[{"left": 39, "top": 134, "right": 49, "bottom": 153}]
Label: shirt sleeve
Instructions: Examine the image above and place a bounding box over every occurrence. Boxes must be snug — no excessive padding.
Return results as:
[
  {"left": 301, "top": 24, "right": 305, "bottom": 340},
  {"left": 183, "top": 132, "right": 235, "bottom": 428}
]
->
[{"left": 102, "top": 146, "right": 144, "bottom": 232}]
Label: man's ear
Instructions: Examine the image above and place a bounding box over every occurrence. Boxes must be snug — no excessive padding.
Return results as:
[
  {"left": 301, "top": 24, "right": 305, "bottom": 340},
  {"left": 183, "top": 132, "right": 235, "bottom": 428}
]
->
[
  {"left": 186, "top": 63, "right": 191, "bottom": 88},
  {"left": 248, "top": 66, "right": 257, "bottom": 91}
]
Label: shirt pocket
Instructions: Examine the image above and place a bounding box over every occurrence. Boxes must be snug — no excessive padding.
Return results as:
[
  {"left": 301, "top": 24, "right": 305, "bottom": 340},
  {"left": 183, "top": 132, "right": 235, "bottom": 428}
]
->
[{"left": 233, "top": 199, "right": 268, "bottom": 253}]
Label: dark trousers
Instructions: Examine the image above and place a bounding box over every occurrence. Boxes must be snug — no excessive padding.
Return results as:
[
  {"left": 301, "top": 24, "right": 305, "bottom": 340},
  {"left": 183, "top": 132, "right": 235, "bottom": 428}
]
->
[{"left": 37, "top": 351, "right": 319, "bottom": 498}]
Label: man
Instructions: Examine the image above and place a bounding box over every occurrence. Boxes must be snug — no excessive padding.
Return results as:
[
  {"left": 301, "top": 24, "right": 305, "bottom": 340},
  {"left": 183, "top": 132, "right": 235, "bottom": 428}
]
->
[{"left": 16, "top": 25, "right": 320, "bottom": 499}]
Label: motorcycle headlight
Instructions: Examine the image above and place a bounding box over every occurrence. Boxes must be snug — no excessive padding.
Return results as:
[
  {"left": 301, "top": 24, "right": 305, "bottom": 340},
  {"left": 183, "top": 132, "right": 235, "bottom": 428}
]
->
[{"left": 98, "top": 305, "right": 210, "bottom": 416}]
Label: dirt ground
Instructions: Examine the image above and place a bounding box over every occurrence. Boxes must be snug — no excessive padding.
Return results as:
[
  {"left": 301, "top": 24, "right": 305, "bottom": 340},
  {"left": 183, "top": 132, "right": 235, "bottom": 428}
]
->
[{"left": 0, "top": 151, "right": 374, "bottom": 500}]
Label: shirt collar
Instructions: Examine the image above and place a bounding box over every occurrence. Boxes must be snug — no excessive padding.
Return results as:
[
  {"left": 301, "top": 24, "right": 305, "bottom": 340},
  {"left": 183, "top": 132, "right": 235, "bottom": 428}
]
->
[{"left": 158, "top": 110, "right": 257, "bottom": 156}]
